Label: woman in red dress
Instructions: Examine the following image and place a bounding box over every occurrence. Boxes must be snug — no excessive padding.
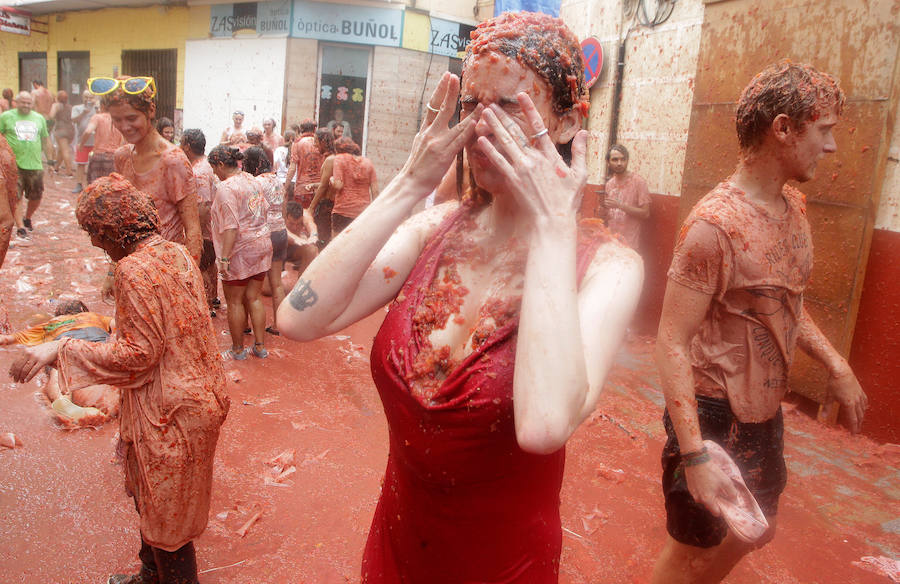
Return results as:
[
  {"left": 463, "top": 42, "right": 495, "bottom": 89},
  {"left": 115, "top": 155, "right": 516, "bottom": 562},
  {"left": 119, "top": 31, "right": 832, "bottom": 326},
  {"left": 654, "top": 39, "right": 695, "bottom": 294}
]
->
[{"left": 278, "top": 12, "right": 643, "bottom": 582}]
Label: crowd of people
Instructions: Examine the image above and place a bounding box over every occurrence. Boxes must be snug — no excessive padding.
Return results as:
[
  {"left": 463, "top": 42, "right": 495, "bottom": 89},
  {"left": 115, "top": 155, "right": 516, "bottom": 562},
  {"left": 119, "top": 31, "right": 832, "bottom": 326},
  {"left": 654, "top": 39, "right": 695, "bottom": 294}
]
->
[{"left": 1, "top": 9, "right": 871, "bottom": 584}]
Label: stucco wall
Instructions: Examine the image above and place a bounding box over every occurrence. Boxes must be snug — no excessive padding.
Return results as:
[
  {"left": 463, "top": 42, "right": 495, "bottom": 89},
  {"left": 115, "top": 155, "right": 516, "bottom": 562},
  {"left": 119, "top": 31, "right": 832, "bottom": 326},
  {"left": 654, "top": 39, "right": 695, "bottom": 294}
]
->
[{"left": 560, "top": 0, "right": 704, "bottom": 196}]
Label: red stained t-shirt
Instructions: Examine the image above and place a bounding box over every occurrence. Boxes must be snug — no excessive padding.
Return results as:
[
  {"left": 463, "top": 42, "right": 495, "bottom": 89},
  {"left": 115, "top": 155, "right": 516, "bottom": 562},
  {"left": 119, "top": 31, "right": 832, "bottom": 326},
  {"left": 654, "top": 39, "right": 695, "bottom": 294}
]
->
[
  {"left": 291, "top": 134, "right": 323, "bottom": 187},
  {"left": 332, "top": 153, "right": 376, "bottom": 219},
  {"left": 605, "top": 171, "right": 651, "bottom": 249},
  {"left": 210, "top": 171, "right": 272, "bottom": 280},
  {"left": 668, "top": 181, "right": 813, "bottom": 422},
  {"left": 115, "top": 145, "right": 198, "bottom": 245}
]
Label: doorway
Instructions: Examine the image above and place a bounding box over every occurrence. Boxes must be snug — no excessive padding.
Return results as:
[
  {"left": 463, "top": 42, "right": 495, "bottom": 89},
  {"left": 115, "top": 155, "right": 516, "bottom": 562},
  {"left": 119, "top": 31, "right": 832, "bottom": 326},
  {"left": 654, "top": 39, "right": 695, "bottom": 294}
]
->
[
  {"left": 18, "top": 52, "right": 47, "bottom": 93},
  {"left": 57, "top": 51, "right": 90, "bottom": 105},
  {"left": 121, "top": 48, "right": 177, "bottom": 122}
]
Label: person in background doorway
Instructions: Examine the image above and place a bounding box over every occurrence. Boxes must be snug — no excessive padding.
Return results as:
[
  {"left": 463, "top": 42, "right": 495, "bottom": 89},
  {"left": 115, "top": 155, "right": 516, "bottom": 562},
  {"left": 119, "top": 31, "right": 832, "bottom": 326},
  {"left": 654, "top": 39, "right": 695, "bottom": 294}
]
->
[
  {"left": 650, "top": 61, "right": 868, "bottom": 584},
  {"left": 327, "top": 107, "right": 352, "bottom": 141},
  {"left": 329, "top": 137, "right": 377, "bottom": 236},
  {"left": 220, "top": 110, "right": 246, "bottom": 145},
  {"left": 180, "top": 128, "right": 220, "bottom": 316},
  {"left": 71, "top": 90, "right": 97, "bottom": 194},
  {"left": 157, "top": 117, "right": 176, "bottom": 143},
  {"left": 284, "top": 119, "right": 322, "bottom": 207},
  {"left": 603, "top": 144, "right": 650, "bottom": 249},
  {"left": 31, "top": 80, "right": 53, "bottom": 117},
  {"left": 208, "top": 145, "right": 271, "bottom": 360},
  {"left": 0, "top": 91, "right": 52, "bottom": 240},
  {"left": 332, "top": 123, "right": 344, "bottom": 141},
  {"left": 50, "top": 90, "right": 76, "bottom": 176},
  {"left": 9, "top": 174, "right": 229, "bottom": 584}
]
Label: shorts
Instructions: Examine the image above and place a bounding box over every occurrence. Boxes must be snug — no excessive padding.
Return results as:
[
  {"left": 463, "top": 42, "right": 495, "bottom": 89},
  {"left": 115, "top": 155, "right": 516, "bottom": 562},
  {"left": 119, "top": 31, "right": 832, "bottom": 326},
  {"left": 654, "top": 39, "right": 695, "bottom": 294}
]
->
[
  {"left": 75, "top": 145, "right": 93, "bottom": 165},
  {"left": 87, "top": 151, "right": 116, "bottom": 183},
  {"left": 17, "top": 168, "right": 44, "bottom": 201},
  {"left": 331, "top": 213, "right": 355, "bottom": 236},
  {"left": 270, "top": 229, "right": 288, "bottom": 262},
  {"left": 223, "top": 272, "right": 266, "bottom": 287},
  {"left": 661, "top": 395, "right": 787, "bottom": 548},
  {"left": 199, "top": 239, "right": 216, "bottom": 271}
]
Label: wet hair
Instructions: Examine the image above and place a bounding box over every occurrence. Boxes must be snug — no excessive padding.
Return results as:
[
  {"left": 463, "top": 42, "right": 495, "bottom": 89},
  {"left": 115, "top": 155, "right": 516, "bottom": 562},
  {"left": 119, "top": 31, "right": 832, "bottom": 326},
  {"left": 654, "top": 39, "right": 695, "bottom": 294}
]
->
[
  {"left": 246, "top": 127, "right": 263, "bottom": 143},
  {"left": 243, "top": 146, "right": 272, "bottom": 176},
  {"left": 99, "top": 77, "right": 156, "bottom": 120},
  {"left": 465, "top": 12, "right": 589, "bottom": 116},
  {"left": 283, "top": 130, "right": 296, "bottom": 144},
  {"left": 32, "top": 80, "right": 44, "bottom": 87},
  {"left": 76, "top": 173, "right": 160, "bottom": 248},
  {"left": 736, "top": 60, "right": 845, "bottom": 152},
  {"left": 156, "top": 117, "right": 174, "bottom": 133},
  {"left": 315, "top": 128, "right": 335, "bottom": 154},
  {"left": 208, "top": 145, "right": 244, "bottom": 168},
  {"left": 334, "top": 137, "right": 360, "bottom": 155},
  {"left": 54, "top": 299, "right": 89, "bottom": 316},
  {"left": 2, "top": 89, "right": 12, "bottom": 101},
  {"left": 606, "top": 144, "right": 629, "bottom": 161},
  {"left": 181, "top": 128, "right": 206, "bottom": 155},
  {"left": 56, "top": 90, "right": 68, "bottom": 104},
  {"left": 263, "top": 117, "right": 276, "bottom": 127},
  {"left": 285, "top": 200, "right": 305, "bottom": 219},
  {"left": 299, "top": 119, "right": 316, "bottom": 134},
  {"left": 290, "top": 123, "right": 301, "bottom": 134}
]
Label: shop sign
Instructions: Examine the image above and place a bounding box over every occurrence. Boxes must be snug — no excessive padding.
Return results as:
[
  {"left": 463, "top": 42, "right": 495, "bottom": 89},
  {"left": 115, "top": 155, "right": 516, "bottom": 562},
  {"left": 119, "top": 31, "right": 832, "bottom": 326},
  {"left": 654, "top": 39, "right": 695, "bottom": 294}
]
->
[
  {"left": 1, "top": 8, "right": 31, "bottom": 36},
  {"left": 292, "top": 0, "right": 402, "bottom": 47},
  {"left": 210, "top": 1, "right": 291, "bottom": 38},
  {"left": 429, "top": 17, "right": 474, "bottom": 58}
]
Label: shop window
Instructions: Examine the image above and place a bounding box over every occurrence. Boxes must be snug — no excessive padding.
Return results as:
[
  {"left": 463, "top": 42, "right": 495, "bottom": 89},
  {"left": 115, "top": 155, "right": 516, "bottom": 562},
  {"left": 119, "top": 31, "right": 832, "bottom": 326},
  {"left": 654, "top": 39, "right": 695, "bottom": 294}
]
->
[
  {"left": 122, "top": 49, "right": 177, "bottom": 122},
  {"left": 318, "top": 44, "right": 371, "bottom": 151},
  {"left": 57, "top": 51, "right": 90, "bottom": 105},
  {"left": 18, "top": 52, "right": 47, "bottom": 93}
]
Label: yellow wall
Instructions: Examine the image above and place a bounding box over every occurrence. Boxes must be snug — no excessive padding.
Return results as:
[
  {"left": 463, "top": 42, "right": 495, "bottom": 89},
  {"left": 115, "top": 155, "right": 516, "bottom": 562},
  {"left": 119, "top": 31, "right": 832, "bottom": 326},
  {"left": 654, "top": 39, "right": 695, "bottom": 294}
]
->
[
  {"left": 40, "top": 5, "right": 192, "bottom": 107},
  {"left": 0, "top": 28, "right": 48, "bottom": 94}
]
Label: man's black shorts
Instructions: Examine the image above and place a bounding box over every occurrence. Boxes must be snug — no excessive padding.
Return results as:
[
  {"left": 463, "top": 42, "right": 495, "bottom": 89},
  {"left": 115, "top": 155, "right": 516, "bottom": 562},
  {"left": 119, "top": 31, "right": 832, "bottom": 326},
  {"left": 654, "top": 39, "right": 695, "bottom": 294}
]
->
[{"left": 661, "top": 395, "right": 787, "bottom": 548}]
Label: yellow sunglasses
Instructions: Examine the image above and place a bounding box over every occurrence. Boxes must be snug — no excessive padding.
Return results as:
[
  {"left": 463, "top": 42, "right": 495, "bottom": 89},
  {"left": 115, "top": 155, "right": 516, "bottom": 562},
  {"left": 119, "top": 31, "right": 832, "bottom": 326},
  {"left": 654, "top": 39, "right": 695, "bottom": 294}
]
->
[{"left": 87, "top": 76, "right": 157, "bottom": 98}]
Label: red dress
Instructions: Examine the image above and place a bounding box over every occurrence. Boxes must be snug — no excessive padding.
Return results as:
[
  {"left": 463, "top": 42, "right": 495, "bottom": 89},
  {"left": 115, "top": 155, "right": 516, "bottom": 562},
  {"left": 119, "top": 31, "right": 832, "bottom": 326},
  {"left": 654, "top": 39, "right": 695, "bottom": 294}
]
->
[{"left": 364, "top": 206, "right": 609, "bottom": 583}]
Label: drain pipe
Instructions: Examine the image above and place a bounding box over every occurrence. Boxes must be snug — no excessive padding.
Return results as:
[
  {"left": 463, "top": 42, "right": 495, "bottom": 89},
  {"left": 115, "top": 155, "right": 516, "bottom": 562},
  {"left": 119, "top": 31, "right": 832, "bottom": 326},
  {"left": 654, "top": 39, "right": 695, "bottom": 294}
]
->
[{"left": 608, "top": 39, "right": 627, "bottom": 152}]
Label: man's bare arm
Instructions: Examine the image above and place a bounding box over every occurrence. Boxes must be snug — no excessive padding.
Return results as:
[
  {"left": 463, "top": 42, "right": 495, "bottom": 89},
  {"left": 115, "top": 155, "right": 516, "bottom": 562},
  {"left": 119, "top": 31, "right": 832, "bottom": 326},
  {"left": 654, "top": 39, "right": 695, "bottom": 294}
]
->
[{"left": 796, "top": 305, "right": 867, "bottom": 432}]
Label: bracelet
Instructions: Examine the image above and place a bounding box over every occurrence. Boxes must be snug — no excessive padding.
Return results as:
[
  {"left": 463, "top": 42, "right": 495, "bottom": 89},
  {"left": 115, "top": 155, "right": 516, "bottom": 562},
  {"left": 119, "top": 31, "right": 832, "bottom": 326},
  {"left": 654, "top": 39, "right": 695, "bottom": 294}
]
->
[
  {"left": 682, "top": 446, "right": 711, "bottom": 467},
  {"left": 217, "top": 257, "right": 230, "bottom": 263}
]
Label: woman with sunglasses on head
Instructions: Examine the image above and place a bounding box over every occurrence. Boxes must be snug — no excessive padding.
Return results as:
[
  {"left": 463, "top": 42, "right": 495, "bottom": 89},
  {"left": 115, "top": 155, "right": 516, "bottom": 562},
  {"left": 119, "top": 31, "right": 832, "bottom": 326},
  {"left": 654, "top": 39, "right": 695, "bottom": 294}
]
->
[
  {"left": 89, "top": 76, "right": 202, "bottom": 298},
  {"left": 9, "top": 174, "right": 228, "bottom": 584},
  {"left": 208, "top": 145, "right": 272, "bottom": 359},
  {"left": 277, "top": 12, "right": 643, "bottom": 582}
]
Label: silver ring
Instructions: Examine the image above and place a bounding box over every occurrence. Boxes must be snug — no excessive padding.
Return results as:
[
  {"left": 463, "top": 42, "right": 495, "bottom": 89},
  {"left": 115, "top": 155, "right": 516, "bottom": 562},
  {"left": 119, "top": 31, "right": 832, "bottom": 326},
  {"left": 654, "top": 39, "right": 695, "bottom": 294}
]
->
[
  {"left": 425, "top": 104, "right": 440, "bottom": 113},
  {"left": 531, "top": 128, "right": 549, "bottom": 140}
]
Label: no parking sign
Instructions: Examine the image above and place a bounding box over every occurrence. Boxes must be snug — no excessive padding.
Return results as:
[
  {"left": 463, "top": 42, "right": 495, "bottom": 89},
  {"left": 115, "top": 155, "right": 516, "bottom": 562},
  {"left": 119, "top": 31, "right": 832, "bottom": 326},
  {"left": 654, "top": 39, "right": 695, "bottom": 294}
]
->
[{"left": 581, "top": 37, "right": 603, "bottom": 89}]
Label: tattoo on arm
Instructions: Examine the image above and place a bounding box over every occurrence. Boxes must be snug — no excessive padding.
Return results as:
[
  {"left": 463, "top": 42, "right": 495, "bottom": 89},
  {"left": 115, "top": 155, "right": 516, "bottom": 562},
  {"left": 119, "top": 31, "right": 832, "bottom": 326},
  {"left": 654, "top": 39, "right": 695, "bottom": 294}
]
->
[{"left": 289, "top": 279, "right": 319, "bottom": 311}]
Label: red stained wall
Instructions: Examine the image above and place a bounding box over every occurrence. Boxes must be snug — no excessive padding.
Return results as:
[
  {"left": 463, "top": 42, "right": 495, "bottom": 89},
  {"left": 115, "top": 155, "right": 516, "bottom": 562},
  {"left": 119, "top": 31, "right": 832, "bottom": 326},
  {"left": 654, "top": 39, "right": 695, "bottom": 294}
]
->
[{"left": 848, "top": 228, "right": 900, "bottom": 444}]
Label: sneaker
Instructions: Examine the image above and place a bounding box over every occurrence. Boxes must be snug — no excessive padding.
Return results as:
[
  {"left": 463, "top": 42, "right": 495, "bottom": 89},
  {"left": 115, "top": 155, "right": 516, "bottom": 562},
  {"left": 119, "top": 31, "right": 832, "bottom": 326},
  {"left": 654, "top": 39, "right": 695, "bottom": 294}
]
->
[
  {"left": 22, "top": 218, "right": 32, "bottom": 231},
  {"left": 72, "top": 183, "right": 83, "bottom": 193},
  {"left": 222, "top": 348, "right": 248, "bottom": 361},
  {"left": 252, "top": 343, "right": 269, "bottom": 359},
  {"left": 211, "top": 297, "right": 221, "bottom": 308},
  {"left": 16, "top": 227, "right": 27, "bottom": 238}
]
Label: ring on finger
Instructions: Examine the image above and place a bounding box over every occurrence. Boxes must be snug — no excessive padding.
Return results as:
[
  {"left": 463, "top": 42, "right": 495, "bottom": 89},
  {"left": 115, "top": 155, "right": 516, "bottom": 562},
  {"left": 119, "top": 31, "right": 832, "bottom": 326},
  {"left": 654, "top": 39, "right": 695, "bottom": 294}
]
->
[
  {"left": 425, "top": 103, "right": 440, "bottom": 113},
  {"left": 530, "top": 128, "right": 549, "bottom": 140}
]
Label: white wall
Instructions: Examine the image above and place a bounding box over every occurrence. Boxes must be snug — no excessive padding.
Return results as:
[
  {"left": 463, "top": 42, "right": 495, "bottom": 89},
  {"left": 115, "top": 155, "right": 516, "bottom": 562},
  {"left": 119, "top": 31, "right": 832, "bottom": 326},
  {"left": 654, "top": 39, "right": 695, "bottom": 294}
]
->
[{"left": 183, "top": 38, "right": 288, "bottom": 153}]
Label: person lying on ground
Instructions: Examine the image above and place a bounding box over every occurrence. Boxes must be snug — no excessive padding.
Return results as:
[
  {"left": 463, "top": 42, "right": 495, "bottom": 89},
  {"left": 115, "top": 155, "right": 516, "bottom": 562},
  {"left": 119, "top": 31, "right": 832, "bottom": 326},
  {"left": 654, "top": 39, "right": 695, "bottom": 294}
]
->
[
  {"left": 1, "top": 298, "right": 119, "bottom": 425},
  {"left": 9, "top": 174, "right": 229, "bottom": 584}
]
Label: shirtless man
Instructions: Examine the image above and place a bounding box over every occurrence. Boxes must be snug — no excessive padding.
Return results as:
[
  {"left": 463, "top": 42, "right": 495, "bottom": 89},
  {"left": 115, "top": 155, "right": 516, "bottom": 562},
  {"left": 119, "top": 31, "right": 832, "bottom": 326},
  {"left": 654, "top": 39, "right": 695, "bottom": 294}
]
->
[
  {"left": 261, "top": 117, "right": 284, "bottom": 160},
  {"left": 220, "top": 110, "right": 246, "bottom": 145},
  {"left": 80, "top": 102, "right": 125, "bottom": 184},
  {"left": 651, "top": 61, "right": 868, "bottom": 584}
]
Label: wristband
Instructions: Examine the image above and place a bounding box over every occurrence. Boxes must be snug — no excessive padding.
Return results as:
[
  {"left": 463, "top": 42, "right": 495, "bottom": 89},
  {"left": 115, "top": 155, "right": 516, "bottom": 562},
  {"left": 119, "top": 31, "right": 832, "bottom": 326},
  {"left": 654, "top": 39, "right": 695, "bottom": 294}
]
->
[
  {"left": 218, "top": 257, "right": 230, "bottom": 263},
  {"left": 682, "top": 446, "right": 711, "bottom": 467}
]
